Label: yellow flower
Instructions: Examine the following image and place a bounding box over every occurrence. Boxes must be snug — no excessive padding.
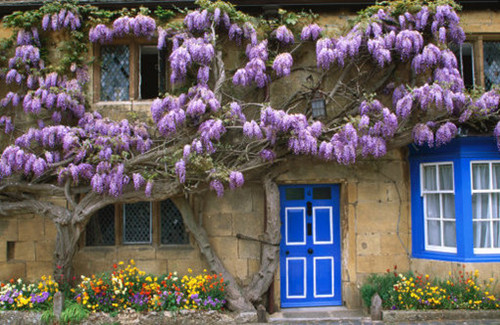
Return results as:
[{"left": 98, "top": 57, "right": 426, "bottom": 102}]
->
[{"left": 130, "top": 259, "right": 135, "bottom": 265}]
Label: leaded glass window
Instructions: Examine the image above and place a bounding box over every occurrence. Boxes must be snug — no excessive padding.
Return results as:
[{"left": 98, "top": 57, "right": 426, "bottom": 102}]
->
[
  {"left": 123, "top": 201, "right": 152, "bottom": 244},
  {"left": 86, "top": 205, "right": 115, "bottom": 246},
  {"left": 101, "top": 45, "right": 130, "bottom": 101},
  {"left": 484, "top": 42, "right": 500, "bottom": 90},
  {"left": 160, "top": 199, "right": 189, "bottom": 245}
]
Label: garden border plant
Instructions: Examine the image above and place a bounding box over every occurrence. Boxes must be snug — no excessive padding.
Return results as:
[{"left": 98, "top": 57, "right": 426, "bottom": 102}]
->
[
  {"left": 1, "top": 260, "right": 228, "bottom": 322},
  {"left": 361, "top": 265, "right": 500, "bottom": 311}
]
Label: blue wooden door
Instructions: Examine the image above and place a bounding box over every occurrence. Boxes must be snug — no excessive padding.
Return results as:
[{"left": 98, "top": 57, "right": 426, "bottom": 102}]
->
[{"left": 280, "top": 184, "right": 341, "bottom": 307}]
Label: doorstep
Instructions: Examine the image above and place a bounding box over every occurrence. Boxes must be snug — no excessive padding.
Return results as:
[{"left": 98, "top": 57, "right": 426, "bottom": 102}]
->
[
  {"left": 268, "top": 306, "right": 368, "bottom": 323},
  {"left": 382, "top": 309, "right": 500, "bottom": 322}
]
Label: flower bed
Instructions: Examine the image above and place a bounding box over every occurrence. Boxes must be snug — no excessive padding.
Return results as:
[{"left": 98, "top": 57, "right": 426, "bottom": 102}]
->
[
  {"left": 361, "top": 265, "right": 500, "bottom": 310},
  {"left": 0, "top": 260, "right": 227, "bottom": 315}
]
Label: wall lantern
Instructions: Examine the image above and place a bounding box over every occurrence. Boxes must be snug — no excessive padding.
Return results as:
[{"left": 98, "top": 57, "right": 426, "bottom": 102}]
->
[{"left": 311, "top": 93, "right": 326, "bottom": 118}]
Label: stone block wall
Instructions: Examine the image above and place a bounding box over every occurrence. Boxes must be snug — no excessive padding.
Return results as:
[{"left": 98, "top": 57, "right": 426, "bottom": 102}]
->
[{"left": 0, "top": 213, "right": 57, "bottom": 281}]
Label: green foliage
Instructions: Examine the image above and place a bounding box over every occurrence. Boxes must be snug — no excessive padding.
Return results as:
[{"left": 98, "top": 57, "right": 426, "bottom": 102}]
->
[
  {"left": 155, "top": 6, "right": 176, "bottom": 23},
  {"left": 60, "top": 301, "right": 90, "bottom": 324},
  {"left": 41, "top": 308, "right": 55, "bottom": 324},
  {"left": 360, "top": 267, "right": 404, "bottom": 308}
]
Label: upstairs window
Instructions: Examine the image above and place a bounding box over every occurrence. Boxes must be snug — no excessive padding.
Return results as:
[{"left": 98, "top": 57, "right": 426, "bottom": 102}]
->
[
  {"left": 483, "top": 42, "right": 500, "bottom": 90},
  {"left": 100, "top": 45, "right": 130, "bottom": 101},
  {"left": 95, "top": 43, "right": 168, "bottom": 102}
]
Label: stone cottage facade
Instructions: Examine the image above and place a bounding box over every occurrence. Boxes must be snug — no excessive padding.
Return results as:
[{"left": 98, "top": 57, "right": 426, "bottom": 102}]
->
[{"left": 0, "top": 0, "right": 500, "bottom": 311}]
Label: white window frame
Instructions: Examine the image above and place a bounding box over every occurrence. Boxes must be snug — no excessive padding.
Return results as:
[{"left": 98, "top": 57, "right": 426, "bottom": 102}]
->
[
  {"left": 420, "top": 162, "right": 457, "bottom": 253},
  {"left": 471, "top": 161, "right": 500, "bottom": 254}
]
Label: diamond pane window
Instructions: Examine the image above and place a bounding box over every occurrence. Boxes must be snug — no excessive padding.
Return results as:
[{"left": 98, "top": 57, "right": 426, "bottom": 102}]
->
[
  {"left": 484, "top": 42, "right": 500, "bottom": 90},
  {"left": 123, "top": 202, "right": 152, "bottom": 244},
  {"left": 101, "top": 45, "right": 130, "bottom": 101},
  {"left": 160, "top": 199, "right": 188, "bottom": 245},
  {"left": 86, "top": 205, "right": 115, "bottom": 246}
]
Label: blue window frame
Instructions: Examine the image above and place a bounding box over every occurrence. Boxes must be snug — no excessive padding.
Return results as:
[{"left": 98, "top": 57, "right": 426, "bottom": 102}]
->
[{"left": 410, "top": 136, "right": 500, "bottom": 262}]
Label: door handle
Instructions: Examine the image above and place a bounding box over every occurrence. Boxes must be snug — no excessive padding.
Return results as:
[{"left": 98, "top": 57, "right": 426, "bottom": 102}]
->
[
  {"left": 308, "top": 248, "right": 313, "bottom": 254},
  {"left": 286, "top": 250, "right": 289, "bottom": 255}
]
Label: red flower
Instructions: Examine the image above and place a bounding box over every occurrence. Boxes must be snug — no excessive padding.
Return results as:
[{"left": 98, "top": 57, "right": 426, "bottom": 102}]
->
[{"left": 113, "top": 263, "right": 117, "bottom": 269}]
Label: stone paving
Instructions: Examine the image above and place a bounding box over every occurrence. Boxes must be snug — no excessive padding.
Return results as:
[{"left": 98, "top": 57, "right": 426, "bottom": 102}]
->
[{"left": 265, "top": 320, "right": 500, "bottom": 325}]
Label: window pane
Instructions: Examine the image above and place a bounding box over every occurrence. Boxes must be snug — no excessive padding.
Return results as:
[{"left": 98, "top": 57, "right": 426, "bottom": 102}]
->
[
  {"left": 443, "top": 221, "right": 456, "bottom": 248},
  {"left": 160, "top": 199, "right": 189, "bottom": 245},
  {"left": 86, "top": 205, "right": 115, "bottom": 246},
  {"left": 472, "top": 164, "right": 490, "bottom": 190},
  {"left": 427, "top": 220, "right": 441, "bottom": 246},
  {"left": 439, "top": 164, "right": 453, "bottom": 190},
  {"left": 472, "top": 193, "right": 489, "bottom": 220},
  {"left": 423, "top": 165, "right": 437, "bottom": 191},
  {"left": 492, "top": 193, "right": 500, "bottom": 220},
  {"left": 494, "top": 221, "right": 500, "bottom": 248},
  {"left": 484, "top": 41, "right": 500, "bottom": 91},
  {"left": 473, "top": 221, "right": 491, "bottom": 248},
  {"left": 450, "top": 43, "right": 474, "bottom": 89},
  {"left": 123, "top": 202, "right": 151, "bottom": 243},
  {"left": 101, "top": 45, "right": 130, "bottom": 101},
  {"left": 442, "top": 194, "right": 455, "bottom": 220},
  {"left": 425, "top": 194, "right": 440, "bottom": 219},
  {"left": 140, "top": 46, "right": 161, "bottom": 99},
  {"left": 285, "top": 188, "right": 305, "bottom": 200},
  {"left": 313, "top": 187, "right": 331, "bottom": 200},
  {"left": 493, "top": 163, "right": 500, "bottom": 189}
]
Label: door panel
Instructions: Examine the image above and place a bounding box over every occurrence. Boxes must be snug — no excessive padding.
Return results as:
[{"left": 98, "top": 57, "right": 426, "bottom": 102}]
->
[
  {"left": 286, "top": 208, "right": 306, "bottom": 245},
  {"left": 280, "top": 185, "right": 341, "bottom": 307},
  {"left": 286, "top": 257, "right": 306, "bottom": 298},
  {"left": 313, "top": 207, "right": 333, "bottom": 244}
]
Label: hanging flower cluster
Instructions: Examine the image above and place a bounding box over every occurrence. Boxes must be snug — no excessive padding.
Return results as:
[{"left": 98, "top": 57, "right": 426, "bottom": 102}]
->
[
  {"left": 42, "top": 9, "right": 81, "bottom": 31},
  {"left": 89, "top": 14, "right": 156, "bottom": 43}
]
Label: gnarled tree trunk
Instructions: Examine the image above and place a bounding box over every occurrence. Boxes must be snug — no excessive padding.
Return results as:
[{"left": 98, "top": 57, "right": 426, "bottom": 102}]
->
[
  {"left": 173, "top": 197, "right": 256, "bottom": 312},
  {"left": 244, "top": 174, "right": 281, "bottom": 303},
  {"left": 174, "top": 172, "right": 282, "bottom": 312},
  {"left": 54, "top": 221, "right": 82, "bottom": 282}
]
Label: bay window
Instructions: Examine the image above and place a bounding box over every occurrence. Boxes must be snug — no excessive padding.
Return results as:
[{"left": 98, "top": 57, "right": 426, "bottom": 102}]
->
[{"left": 410, "top": 137, "right": 500, "bottom": 262}]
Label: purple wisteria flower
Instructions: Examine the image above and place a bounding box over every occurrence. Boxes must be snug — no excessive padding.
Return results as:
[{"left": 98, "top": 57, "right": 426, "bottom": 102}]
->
[
  {"left": 184, "top": 10, "right": 210, "bottom": 32},
  {"left": 210, "top": 179, "right": 224, "bottom": 197},
  {"left": 89, "top": 24, "right": 113, "bottom": 44},
  {"left": 175, "top": 159, "right": 186, "bottom": 184},
  {"left": 412, "top": 123, "right": 434, "bottom": 147},
  {"left": 301, "top": 24, "right": 322, "bottom": 41},
  {"left": 229, "top": 171, "right": 244, "bottom": 189},
  {"left": 275, "top": 25, "right": 294, "bottom": 45},
  {"left": 272, "top": 53, "right": 293, "bottom": 77},
  {"left": 435, "top": 122, "right": 457, "bottom": 147},
  {"left": 395, "top": 30, "right": 423, "bottom": 60}
]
